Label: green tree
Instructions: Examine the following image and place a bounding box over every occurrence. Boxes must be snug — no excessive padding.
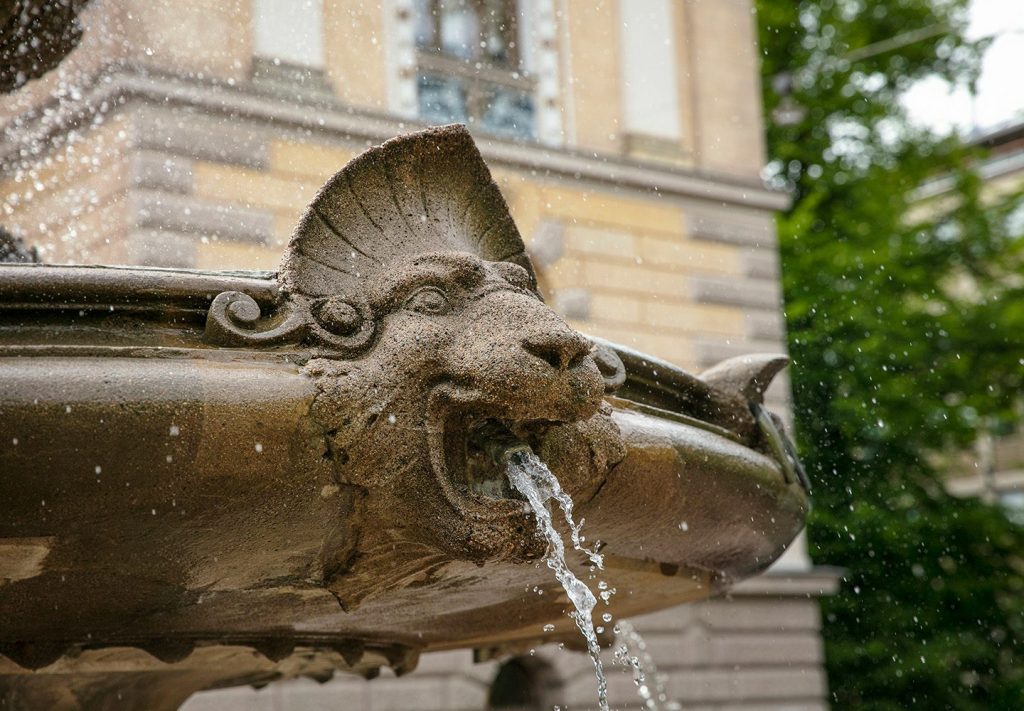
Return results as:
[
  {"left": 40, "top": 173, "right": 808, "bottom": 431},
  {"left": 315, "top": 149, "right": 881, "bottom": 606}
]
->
[{"left": 755, "top": 0, "right": 1024, "bottom": 707}]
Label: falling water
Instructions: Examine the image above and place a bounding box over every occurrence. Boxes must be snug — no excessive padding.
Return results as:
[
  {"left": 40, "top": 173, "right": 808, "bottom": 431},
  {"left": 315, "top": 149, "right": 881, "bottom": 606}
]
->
[
  {"left": 504, "top": 447, "right": 609, "bottom": 711},
  {"left": 613, "top": 620, "right": 681, "bottom": 711}
]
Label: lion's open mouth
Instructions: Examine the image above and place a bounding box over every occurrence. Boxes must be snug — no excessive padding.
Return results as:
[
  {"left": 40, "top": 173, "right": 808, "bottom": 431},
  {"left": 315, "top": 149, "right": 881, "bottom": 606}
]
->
[
  {"left": 460, "top": 417, "right": 558, "bottom": 499},
  {"left": 427, "top": 389, "right": 560, "bottom": 515}
]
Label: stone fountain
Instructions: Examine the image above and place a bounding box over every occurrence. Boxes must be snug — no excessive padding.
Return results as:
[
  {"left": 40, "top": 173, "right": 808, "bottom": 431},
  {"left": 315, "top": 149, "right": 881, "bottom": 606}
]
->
[{"left": 0, "top": 126, "right": 808, "bottom": 709}]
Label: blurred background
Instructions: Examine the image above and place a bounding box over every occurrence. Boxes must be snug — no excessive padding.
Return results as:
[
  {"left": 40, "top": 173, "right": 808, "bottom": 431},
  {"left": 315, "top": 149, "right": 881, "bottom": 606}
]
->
[{"left": 1, "top": 0, "right": 1020, "bottom": 708}]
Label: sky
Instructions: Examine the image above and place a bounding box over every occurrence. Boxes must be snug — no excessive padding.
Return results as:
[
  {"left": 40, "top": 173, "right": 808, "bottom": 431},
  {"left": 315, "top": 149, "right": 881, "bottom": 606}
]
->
[{"left": 903, "top": 0, "right": 1024, "bottom": 135}]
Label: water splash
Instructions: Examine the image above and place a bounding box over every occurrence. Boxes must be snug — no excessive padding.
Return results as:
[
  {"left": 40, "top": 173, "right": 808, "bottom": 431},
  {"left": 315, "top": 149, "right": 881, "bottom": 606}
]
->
[
  {"left": 542, "top": 462, "right": 604, "bottom": 570},
  {"left": 613, "top": 619, "right": 681, "bottom": 710},
  {"left": 504, "top": 447, "right": 608, "bottom": 711}
]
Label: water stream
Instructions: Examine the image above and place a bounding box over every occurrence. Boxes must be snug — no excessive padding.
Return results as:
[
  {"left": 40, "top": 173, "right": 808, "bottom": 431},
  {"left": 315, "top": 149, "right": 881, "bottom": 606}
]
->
[
  {"left": 503, "top": 447, "right": 609, "bottom": 711},
  {"left": 613, "top": 620, "right": 682, "bottom": 710}
]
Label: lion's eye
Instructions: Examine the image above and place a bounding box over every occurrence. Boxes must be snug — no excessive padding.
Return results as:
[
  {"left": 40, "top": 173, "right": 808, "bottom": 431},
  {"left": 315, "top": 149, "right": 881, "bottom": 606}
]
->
[{"left": 405, "top": 286, "right": 451, "bottom": 315}]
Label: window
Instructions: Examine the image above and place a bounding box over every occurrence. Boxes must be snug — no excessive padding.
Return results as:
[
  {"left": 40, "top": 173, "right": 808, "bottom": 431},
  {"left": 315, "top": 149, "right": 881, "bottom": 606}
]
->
[
  {"left": 414, "top": 0, "right": 536, "bottom": 140},
  {"left": 618, "top": 0, "right": 681, "bottom": 142},
  {"left": 253, "top": 0, "right": 324, "bottom": 68}
]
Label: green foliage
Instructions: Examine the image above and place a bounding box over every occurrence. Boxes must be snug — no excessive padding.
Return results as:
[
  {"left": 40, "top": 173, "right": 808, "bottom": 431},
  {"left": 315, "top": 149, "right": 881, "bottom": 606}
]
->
[{"left": 755, "top": 0, "right": 1024, "bottom": 706}]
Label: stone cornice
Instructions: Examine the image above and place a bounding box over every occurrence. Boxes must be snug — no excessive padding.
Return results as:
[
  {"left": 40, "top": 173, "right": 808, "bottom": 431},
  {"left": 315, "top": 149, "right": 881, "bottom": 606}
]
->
[
  {"left": 913, "top": 147, "right": 1024, "bottom": 200},
  {"left": 729, "top": 566, "right": 844, "bottom": 598},
  {"left": 1, "top": 65, "right": 790, "bottom": 212}
]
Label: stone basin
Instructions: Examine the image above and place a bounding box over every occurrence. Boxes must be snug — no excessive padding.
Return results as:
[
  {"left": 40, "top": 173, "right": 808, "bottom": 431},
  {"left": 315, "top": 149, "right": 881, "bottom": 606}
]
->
[
  {"left": 0, "top": 126, "right": 807, "bottom": 708},
  {"left": 0, "top": 264, "right": 807, "bottom": 705}
]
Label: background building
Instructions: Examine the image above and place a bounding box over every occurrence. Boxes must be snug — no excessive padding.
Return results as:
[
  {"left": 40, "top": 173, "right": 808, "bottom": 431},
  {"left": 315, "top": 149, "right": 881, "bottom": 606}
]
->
[
  {"left": 918, "top": 120, "right": 1024, "bottom": 522},
  {"left": 0, "top": 1, "right": 837, "bottom": 708}
]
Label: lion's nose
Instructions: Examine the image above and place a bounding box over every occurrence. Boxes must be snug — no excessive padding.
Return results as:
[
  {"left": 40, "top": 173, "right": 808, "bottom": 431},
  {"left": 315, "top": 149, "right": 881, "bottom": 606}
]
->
[{"left": 522, "top": 330, "right": 592, "bottom": 371}]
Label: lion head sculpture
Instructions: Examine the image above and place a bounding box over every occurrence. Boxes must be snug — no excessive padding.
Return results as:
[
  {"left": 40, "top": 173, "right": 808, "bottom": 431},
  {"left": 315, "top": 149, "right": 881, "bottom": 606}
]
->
[{"left": 277, "top": 126, "right": 625, "bottom": 606}]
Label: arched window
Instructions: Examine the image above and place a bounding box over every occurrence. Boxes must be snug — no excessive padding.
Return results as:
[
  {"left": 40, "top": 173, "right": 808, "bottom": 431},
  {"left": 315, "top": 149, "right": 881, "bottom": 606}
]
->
[{"left": 414, "top": 0, "right": 536, "bottom": 140}]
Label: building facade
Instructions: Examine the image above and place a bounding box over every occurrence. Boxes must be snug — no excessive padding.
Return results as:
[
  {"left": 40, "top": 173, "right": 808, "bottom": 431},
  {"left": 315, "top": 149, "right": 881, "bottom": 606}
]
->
[
  {"left": 920, "top": 120, "right": 1024, "bottom": 522},
  {"left": 0, "top": 1, "right": 836, "bottom": 708}
]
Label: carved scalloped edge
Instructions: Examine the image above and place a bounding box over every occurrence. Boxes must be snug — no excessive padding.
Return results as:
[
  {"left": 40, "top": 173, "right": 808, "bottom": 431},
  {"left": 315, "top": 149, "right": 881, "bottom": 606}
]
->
[{"left": 0, "top": 636, "right": 419, "bottom": 677}]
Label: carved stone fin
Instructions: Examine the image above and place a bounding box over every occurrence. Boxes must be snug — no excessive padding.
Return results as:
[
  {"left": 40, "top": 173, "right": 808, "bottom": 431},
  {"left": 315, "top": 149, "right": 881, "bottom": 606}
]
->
[{"left": 700, "top": 353, "right": 789, "bottom": 404}]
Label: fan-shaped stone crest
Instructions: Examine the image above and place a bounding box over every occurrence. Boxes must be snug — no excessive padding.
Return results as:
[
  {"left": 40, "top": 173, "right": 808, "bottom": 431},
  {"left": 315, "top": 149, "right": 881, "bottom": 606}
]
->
[{"left": 280, "top": 124, "right": 534, "bottom": 298}]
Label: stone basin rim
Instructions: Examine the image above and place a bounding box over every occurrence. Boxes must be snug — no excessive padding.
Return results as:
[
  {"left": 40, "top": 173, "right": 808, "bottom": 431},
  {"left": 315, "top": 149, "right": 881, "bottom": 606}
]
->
[{"left": 0, "top": 260, "right": 809, "bottom": 539}]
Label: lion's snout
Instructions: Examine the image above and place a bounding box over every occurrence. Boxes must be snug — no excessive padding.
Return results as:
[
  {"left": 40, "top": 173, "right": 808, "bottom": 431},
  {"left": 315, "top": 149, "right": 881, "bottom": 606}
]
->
[
  {"left": 450, "top": 290, "right": 605, "bottom": 423},
  {"left": 521, "top": 326, "right": 592, "bottom": 372}
]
